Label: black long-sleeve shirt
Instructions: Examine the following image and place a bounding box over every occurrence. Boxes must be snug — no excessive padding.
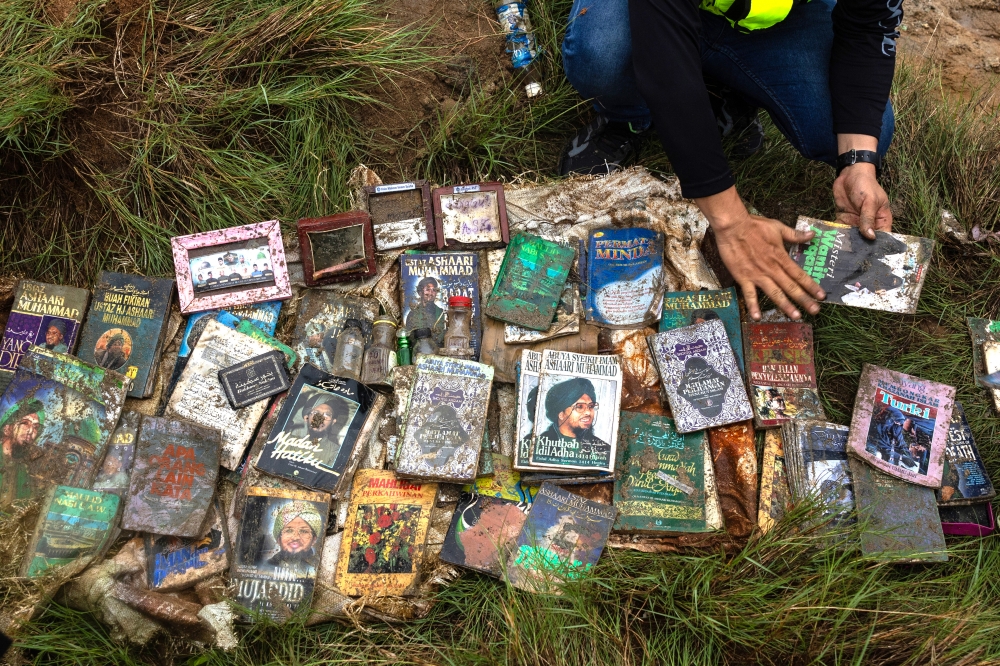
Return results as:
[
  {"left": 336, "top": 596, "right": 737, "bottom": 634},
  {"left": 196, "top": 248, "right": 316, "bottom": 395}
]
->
[{"left": 629, "top": 0, "right": 901, "bottom": 198}]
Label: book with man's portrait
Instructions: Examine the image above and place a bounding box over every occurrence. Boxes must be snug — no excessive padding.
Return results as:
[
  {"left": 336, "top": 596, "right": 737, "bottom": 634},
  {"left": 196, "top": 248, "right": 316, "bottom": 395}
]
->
[{"left": 400, "top": 252, "right": 481, "bottom": 358}]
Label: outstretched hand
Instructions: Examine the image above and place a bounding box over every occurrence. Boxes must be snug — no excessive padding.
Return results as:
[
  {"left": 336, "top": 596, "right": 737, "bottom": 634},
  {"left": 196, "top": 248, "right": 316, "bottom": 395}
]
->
[
  {"left": 833, "top": 163, "right": 892, "bottom": 239},
  {"left": 696, "top": 186, "right": 824, "bottom": 321}
]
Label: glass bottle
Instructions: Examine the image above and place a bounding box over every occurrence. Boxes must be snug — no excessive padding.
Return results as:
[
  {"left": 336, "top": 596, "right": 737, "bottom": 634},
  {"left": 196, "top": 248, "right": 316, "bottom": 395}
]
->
[
  {"left": 361, "top": 318, "right": 398, "bottom": 386},
  {"left": 442, "top": 295, "right": 473, "bottom": 358},
  {"left": 330, "top": 318, "right": 366, "bottom": 380},
  {"left": 396, "top": 327, "right": 412, "bottom": 366},
  {"left": 412, "top": 327, "right": 438, "bottom": 358}
]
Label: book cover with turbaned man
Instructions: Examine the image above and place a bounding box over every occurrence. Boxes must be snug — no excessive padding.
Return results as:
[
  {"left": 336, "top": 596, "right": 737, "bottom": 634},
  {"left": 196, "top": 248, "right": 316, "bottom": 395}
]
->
[
  {"left": 846, "top": 365, "right": 955, "bottom": 488},
  {"left": 743, "top": 322, "right": 825, "bottom": 428}
]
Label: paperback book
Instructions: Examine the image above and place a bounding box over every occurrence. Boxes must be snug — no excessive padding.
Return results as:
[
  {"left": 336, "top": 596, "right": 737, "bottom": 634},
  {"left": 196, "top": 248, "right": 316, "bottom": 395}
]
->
[
  {"left": 483, "top": 233, "right": 575, "bottom": 331},
  {"left": 21, "top": 485, "right": 120, "bottom": 578},
  {"left": 145, "top": 500, "right": 229, "bottom": 590},
  {"left": 937, "top": 402, "right": 995, "bottom": 505},
  {"left": 660, "top": 287, "right": 744, "bottom": 373},
  {"left": 0, "top": 280, "right": 89, "bottom": 393},
  {"left": 584, "top": 228, "right": 664, "bottom": 328},
  {"left": 647, "top": 319, "right": 753, "bottom": 433},
  {"left": 513, "top": 350, "right": 543, "bottom": 471},
  {"left": 757, "top": 430, "right": 792, "bottom": 534},
  {"left": 75, "top": 272, "right": 175, "bottom": 398},
  {"left": 781, "top": 419, "right": 855, "bottom": 527},
  {"left": 439, "top": 492, "right": 528, "bottom": 577},
  {"left": 256, "top": 364, "right": 386, "bottom": 498},
  {"left": 939, "top": 502, "right": 995, "bottom": 536},
  {"left": 613, "top": 412, "right": 722, "bottom": 534},
  {"left": 91, "top": 410, "right": 141, "bottom": 496},
  {"left": 335, "top": 469, "right": 438, "bottom": 597},
  {"left": 232, "top": 486, "right": 331, "bottom": 620},
  {"left": 846, "top": 365, "right": 955, "bottom": 488},
  {"left": 788, "top": 216, "right": 933, "bottom": 314},
  {"left": 292, "top": 291, "right": 379, "bottom": 374},
  {"left": 529, "top": 351, "right": 622, "bottom": 473},
  {"left": 743, "top": 322, "right": 825, "bottom": 428},
  {"left": 217, "top": 311, "right": 297, "bottom": 368},
  {"left": 400, "top": 252, "right": 482, "bottom": 358}
]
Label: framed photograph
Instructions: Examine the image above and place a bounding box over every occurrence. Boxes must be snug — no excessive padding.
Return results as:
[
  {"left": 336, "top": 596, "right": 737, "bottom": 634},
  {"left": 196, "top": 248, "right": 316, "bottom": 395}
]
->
[
  {"left": 432, "top": 182, "right": 509, "bottom": 250},
  {"left": 363, "top": 180, "right": 435, "bottom": 251},
  {"left": 171, "top": 220, "right": 291, "bottom": 314},
  {"left": 296, "top": 211, "right": 376, "bottom": 286}
]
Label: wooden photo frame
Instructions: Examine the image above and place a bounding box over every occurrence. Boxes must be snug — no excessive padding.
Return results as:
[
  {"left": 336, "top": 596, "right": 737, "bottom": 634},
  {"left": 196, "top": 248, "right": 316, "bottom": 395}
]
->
[
  {"left": 172, "top": 220, "right": 291, "bottom": 314},
  {"left": 431, "top": 182, "right": 509, "bottom": 250},
  {"left": 297, "top": 211, "right": 376, "bottom": 286},
  {"left": 363, "top": 180, "right": 435, "bottom": 251}
]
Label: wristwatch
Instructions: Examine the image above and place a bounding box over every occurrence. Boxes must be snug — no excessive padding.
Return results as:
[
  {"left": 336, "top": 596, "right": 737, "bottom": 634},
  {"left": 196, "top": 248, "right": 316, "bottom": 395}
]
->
[{"left": 836, "top": 149, "right": 881, "bottom": 177}]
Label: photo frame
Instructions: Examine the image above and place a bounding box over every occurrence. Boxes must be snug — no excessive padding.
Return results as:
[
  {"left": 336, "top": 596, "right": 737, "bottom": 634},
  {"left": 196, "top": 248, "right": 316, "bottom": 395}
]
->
[
  {"left": 363, "top": 180, "right": 435, "bottom": 251},
  {"left": 171, "top": 220, "right": 291, "bottom": 314},
  {"left": 296, "top": 211, "right": 376, "bottom": 286},
  {"left": 432, "top": 182, "right": 509, "bottom": 250}
]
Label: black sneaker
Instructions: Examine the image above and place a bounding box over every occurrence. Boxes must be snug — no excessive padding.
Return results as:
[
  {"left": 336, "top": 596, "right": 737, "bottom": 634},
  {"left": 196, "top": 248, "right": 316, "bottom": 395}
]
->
[
  {"left": 706, "top": 84, "right": 764, "bottom": 159},
  {"left": 557, "top": 116, "right": 648, "bottom": 177}
]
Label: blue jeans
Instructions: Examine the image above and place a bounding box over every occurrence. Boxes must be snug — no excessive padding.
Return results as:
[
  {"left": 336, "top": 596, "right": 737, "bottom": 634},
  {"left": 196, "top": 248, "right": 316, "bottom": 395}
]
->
[{"left": 561, "top": 0, "right": 894, "bottom": 165}]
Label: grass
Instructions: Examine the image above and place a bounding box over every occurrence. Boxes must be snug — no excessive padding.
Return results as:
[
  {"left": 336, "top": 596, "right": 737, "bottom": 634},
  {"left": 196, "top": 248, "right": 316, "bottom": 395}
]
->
[{"left": 4, "top": 0, "right": 1000, "bottom": 663}]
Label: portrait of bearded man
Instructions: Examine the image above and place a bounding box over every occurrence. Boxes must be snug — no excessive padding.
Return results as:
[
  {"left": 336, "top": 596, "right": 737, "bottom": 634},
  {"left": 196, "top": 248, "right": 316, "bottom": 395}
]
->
[
  {"left": 535, "top": 377, "right": 610, "bottom": 465},
  {"left": 267, "top": 500, "right": 324, "bottom": 573},
  {"left": 405, "top": 276, "right": 445, "bottom": 344},
  {"left": 284, "top": 387, "right": 354, "bottom": 470},
  {"left": 0, "top": 399, "right": 45, "bottom": 506},
  {"left": 42, "top": 319, "right": 69, "bottom": 353}
]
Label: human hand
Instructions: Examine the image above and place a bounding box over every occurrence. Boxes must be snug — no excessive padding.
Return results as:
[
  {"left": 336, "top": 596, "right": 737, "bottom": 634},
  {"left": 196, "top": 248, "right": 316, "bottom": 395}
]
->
[
  {"left": 833, "top": 163, "right": 892, "bottom": 240},
  {"left": 696, "top": 187, "right": 824, "bottom": 321}
]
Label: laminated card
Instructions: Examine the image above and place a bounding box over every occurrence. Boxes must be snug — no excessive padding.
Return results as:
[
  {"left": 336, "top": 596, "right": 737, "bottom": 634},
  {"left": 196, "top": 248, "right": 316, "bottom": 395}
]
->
[
  {"left": 400, "top": 252, "right": 481, "bottom": 358},
  {"left": 394, "top": 355, "right": 493, "bottom": 483},
  {"left": 165, "top": 319, "right": 273, "bottom": 469},
  {"left": 584, "top": 228, "right": 664, "bottom": 328},
  {"left": 937, "top": 402, "right": 995, "bottom": 506},
  {"left": 743, "top": 322, "right": 824, "bottom": 428},
  {"left": 22, "top": 485, "right": 120, "bottom": 578},
  {"left": 846, "top": 365, "right": 955, "bottom": 488},
  {"left": 647, "top": 319, "right": 753, "bottom": 433},
  {"left": 439, "top": 492, "right": 528, "bottom": 577},
  {"left": 335, "top": 469, "right": 437, "bottom": 597},
  {"left": 660, "top": 287, "right": 744, "bottom": 373},
  {"left": 0, "top": 280, "right": 89, "bottom": 393},
  {"left": 789, "top": 216, "right": 933, "bottom": 314},
  {"left": 529, "top": 351, "right": 622, "bottom": 473},
  {"left": 483, "top": 233, "right": 575, "bottom": 331}
]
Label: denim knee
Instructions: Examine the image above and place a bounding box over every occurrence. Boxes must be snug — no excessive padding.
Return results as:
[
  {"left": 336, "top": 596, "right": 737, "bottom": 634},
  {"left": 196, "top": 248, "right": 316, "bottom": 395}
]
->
[
  {"left": 877, "top": 100, "right": 895, "bottom": 157},
  {"left": 562, "top": 2, "right": 634, "bottom": 101}
]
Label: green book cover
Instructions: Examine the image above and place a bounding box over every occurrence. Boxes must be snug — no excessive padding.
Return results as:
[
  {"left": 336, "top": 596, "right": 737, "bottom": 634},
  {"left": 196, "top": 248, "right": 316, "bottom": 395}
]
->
[
  {"left": 612, "top": 411, "right": 722, "bottom": 534},
  {"left": 483, "top": 233, "right": 574, "bottom": 331},
  {"left": 23, "top": 485, "right": 119, "bottom": 577}
]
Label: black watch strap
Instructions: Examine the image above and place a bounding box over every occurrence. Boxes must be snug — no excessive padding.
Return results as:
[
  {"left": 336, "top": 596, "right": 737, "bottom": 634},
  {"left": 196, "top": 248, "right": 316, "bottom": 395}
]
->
[{"left": 836, "top": 149, "right": 881, "bottom": 177}]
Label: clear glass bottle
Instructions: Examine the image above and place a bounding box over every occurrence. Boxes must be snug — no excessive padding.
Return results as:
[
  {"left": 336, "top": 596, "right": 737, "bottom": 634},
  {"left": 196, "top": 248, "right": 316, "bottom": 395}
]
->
[
  {"left": 442, "top": 295, "right": 473, "bottom": 357},
  {"left": 361, "top": 318, "right": 398, "bottom": 386},
  {"left": 412, "top": 327, "right": 438, "bottom": 358},
  {"left": 396, "top": 327, "right": 412, "bottom": 366},
  {"left": 330, "top": 318, "right": 366, "bottom": 380}
]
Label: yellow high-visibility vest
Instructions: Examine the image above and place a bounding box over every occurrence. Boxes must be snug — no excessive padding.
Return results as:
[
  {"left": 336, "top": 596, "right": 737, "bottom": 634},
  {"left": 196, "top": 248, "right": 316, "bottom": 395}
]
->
[{"left": 701, "top": 0, "right": 796, "bottom": 30}]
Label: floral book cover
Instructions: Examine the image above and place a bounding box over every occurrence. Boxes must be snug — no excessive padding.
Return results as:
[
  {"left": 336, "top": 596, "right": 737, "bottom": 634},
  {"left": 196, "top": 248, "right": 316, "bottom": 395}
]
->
[
  {"left": 483, "top": 233, "right": 575, "bottom": 331},
  {"left": 647, "top": 319, "right": 753, "bottom": 433},
  {"left": 334, "top": 469, "right": 438, "bottom": 597},
  {"left": 256, "top": 364, "right": 384, "bottom": 498},
  {"left": 231, "top": 486, "right": 330, "bottom": 621},
  {"left": 743, "top": 322, "right": 825, "bottom": 428},
  {"left": 439, "top": 492, "right": 528, "bottom": 577},
  {"left": 937, "top": 402, "right": 995, "bottom": 506},
  {"left": 788, "top": 216, "right": 933, "bottom": 314},
  {"left": 584, "top": 227, "right": 664, "bottom": 329},
  {"left": 21, "top": 485, "right": 120, "bottom": 578},
  {"left": 504, "top": 481, "right": 616, "bottom": 594},
  {"left": 394, "top": 355, "right": 493, "bottom": 483},
  {"left": 75, "top": 271, "right": 175, "bottom": 398},
  {"left": 400, "top": 252, "right": 481, "bottom": 359},
  {"left": 846, "top": 364, "right": 955, "bottom": 488},
  {"left": 613, "top": 412, "right": 722, "bottom": 534},
  {"left": 660, "top": 287, "right": 744, "bottom": 374},
  {"left": 0, "top": 347, "right": 129, "bottom": 513},
  {"left": 0, "top": 280, "right": 89, "bottom": 394}
]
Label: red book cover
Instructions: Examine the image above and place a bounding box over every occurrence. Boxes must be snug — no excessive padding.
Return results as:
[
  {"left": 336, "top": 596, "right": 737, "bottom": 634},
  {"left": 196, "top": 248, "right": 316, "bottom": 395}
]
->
[{"left": 743, "top": 322, "right": 825, "bottom": 428}]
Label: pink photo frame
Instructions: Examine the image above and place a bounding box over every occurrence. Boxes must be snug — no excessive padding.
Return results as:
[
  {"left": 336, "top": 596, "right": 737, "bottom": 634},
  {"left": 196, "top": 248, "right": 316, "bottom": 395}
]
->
[{"left": 171, "top": 220, "right": 292, "bottom": 314}]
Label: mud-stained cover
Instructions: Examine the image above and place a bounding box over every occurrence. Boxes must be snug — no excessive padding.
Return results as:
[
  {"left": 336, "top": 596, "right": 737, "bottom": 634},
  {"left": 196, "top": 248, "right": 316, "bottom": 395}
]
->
[
  {"left": 122, "top": 415, "right": 221, "bottom": 538},
  {"left": 479, "top": 314, "right": 598, "bottom": 384},
  {"left": 758, "top": 429, "right": 791, "bottom": 534},
  {"left": 967, "top": 317, "right": 1000, "bottom": 413},
  {"left": 513, "top": 349, "right": 543, "bottom": 471},
  {"left": 849, "top": 457, "right": 947, "bottom": 562},
  {"left": 937, "top": 402, "right": 995, "bottom": 505},
  {"left": 660, "top": 287, "right": 744, "bottom": 373},
  {"left": 400, "top": 252, "right": 481, "bottom": 358},
  {"left": 222, "top": 314, "right": 297, "bottom": 368},
  {"left": 291, "top": 291, "right": 379, "bottom": 374},
  {"left": 467, "top": 453, "right": 539, "bottom": 504},
  {"left": 598, "top": 327, "right": 660, "bottom": 410},
  {"left": 439, "top": 492, "right": 527, "bottom": 577},
  {"left": 585, "top": 228, "right": 664, "bottom": 329},
  {"left": 483, "top": 233, "right": 575, "bottom": 331},
  {"left": 939, "top": 502, "right": 995, "bottom": 536},
  {"left": 614, "top": 412, "right": 721, "bottom": 534},
  {"left": 846, "top": 364, "right": 954, "bottom": 488},
  {"left": 782, "top": 419, "right": 855, "bottom": 528},
  {"left": 21, "top": 485, "right": 120, "bottom": 578},
  {"left": 91, "top": 410, "right": 141, "bottom": 497},
  {"left": 743, "top": 322, "right": 824, "bottom": 429},
  {"left": 231, "top": 486, "right": 330, "bottom": 621},
  {"left": 364, "top": 180, "right": 434, "bottom": 251},
  {"left": 145, "top": 499, "right": 229, "bottom": 591},
  {"left": 335, "top": 469, "right": 437, "bottom": 597},
  {"left": 789, "top": 216, "right": 933, "bottom": 315}
]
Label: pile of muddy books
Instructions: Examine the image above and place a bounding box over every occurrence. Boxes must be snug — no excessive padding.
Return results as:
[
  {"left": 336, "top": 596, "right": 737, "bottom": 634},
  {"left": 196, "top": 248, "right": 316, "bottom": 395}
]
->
[{"left": 0, "top": 186, "right": 994, "bottom": 643}]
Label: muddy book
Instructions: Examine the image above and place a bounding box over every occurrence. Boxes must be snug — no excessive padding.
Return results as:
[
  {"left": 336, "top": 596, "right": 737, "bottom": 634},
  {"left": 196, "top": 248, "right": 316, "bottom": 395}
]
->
[
  {"left": 394, "top": 355, "right": 494, "bottom": 483},
  {"left": 483, "top": 233, "right": 575, "bottom": 331},
  {"left": 504, "top": 481, "right": 616, "bottom": 594},
  {"left": 0, "top": 280, "right": 89, "bottom": 393},
  {"left": 121, "top": 415, "right": 221, "bottom": 537},
  {"left": 937, "top": 402, "right": 995, "bottom": 505},
  {"left": 848, "top": 458, "right": 948, "bottom": 562},
  {"left": 788, "top": 216, "right": 933, "bottom": 314},
  {"left": 939, "top": 502, "right": 995, "bottom": 536},
  {"left": 743, "top": 322, "right": 825, "bottom": 428},
  {"left": 613, "top": 412, "right": 722, "bottom": 534},
  {"left": 513, "top": 350, "right": 545, "bottom": 471},
  {"left": 846, "top": 365, "right": 955, "bottom": 488},
  {"left": 335, "top": 469, "right": 438, "bottom": 597},
  {"left": 75, "top": 272, "right": 175, "bottom": 398},
  {"left": 91, "top": 410, "right": 141, "bottom": 497},
  {"left": 0, "top": 347, "right": 129, "bottom": 512},
  {"left": 146, "top": 499, "right": 229, "bottom": 590},
  {"left": 647, "top": 319, "right": 753, "bottom": 433},
  {"left": 164, "top": 319, "right": 274, "bottom": 470},
  {"left": 21, "top": 485, "right": 120, "bottom": 578},
  {"left": 660, "top": 287, "right": 744, "bottom": 373},
  {"left": 967, "top": 317, "right": 1000, "bottom": 412},
  {"left": 439, "top": 492, "right": 528, "bottom": 577},
  {"left": 217, "top": 311, "right": 297, "bottom": 369},
  {"left": 529, "top": 351, "right": 622, "bottom": 473},
  {"left": 292, "top": 291, "right": 379, "bottom": 374},
  {"left": 256, "top": 364, "right": 385, "bottom": 498},
  {"left": 758, "top": 430, "right": 792, "bottom": 534},
  {"left": 585, "top": 228, "right": 664, "bottom": 328},
  {"left": 232, "top": 486, "right": 331, "bottom": 620},
  {"left": 781, "top": 419, "right": 855, "bottom": 527},
  {"left": 400, "top": 251, "right": 482, "bottom": 359}
]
